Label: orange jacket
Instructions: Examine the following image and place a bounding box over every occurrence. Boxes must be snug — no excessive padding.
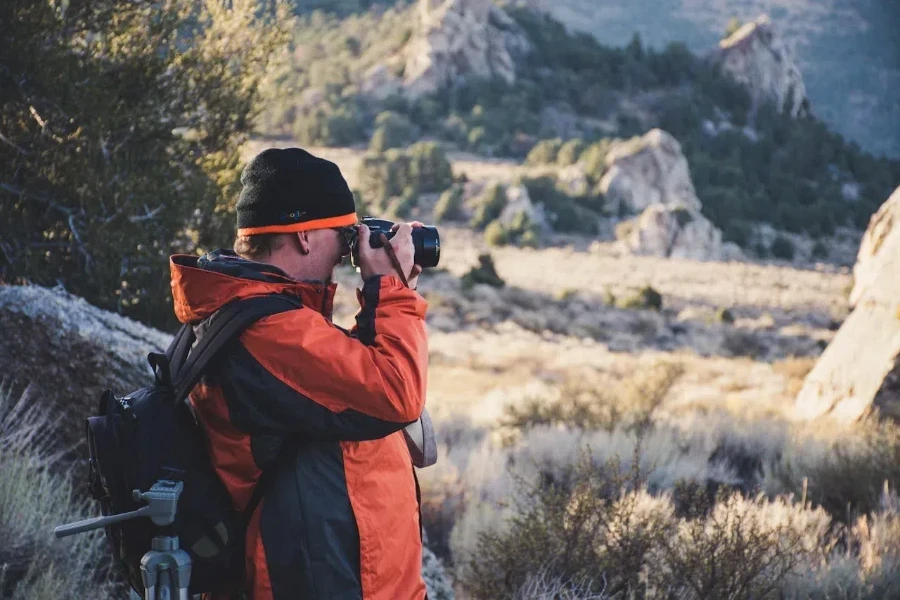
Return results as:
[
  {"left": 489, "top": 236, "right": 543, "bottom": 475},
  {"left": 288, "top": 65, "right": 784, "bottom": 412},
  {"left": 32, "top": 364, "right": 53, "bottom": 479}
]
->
[{"left": 170, "top": 250, "right": 429, "bottom": 600}]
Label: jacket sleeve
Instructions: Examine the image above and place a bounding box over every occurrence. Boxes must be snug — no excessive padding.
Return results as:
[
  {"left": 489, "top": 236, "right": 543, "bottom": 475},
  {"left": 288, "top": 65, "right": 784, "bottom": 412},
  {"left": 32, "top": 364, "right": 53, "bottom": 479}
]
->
[{"left": 218, "top": 276, "right": 428, "bottom": 441}]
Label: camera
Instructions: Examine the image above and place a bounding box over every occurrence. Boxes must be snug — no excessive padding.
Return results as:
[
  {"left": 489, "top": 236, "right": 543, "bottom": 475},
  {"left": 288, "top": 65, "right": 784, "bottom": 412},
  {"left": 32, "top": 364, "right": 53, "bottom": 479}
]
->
[{"left": 349, "top": 217, "right": 440, "bottom": 269}]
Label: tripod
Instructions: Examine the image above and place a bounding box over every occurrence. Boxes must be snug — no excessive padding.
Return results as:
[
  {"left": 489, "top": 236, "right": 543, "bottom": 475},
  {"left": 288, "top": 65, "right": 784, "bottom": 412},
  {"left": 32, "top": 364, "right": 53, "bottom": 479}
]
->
[{"left": 54, "top": 480, "right": 192, "bottom": 600}]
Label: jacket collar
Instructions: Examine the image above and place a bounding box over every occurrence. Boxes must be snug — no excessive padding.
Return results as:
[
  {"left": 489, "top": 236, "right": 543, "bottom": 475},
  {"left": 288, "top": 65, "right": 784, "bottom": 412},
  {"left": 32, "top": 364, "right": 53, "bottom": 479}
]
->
[{"left": 170, "top": 249, "right": 336, "bottom": 323}]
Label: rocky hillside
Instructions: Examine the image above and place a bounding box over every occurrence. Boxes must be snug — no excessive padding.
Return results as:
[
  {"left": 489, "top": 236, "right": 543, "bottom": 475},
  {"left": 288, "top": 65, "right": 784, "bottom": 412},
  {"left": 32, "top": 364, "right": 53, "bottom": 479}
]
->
[
  {"left": 515, "top": 0, "right": 900, "bottom": 159},
  {"left": 259, "top": 0, "right": 900, "bottom": 263}
]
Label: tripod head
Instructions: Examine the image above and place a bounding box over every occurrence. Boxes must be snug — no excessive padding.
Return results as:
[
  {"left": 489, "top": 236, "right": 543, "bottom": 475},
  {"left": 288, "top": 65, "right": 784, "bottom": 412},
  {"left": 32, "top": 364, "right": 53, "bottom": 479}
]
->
[{"left": 54, "top": 480, "right": 183, "bottom": 538}]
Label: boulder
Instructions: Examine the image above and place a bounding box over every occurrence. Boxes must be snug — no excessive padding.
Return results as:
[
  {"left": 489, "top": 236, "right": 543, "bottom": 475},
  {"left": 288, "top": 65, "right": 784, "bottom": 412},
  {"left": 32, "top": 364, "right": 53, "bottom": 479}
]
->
[
  {"left": 795, "top": 186, "right": 900, "bottom": 422},
  {"left": 598, "top": 129, "right": 702, "bottom": 215},
  {"left": 403, "top": 0, "right": 530, "bottom": 97},
  {"left": 0, "top": 284, "right": 170, "bottom": 455},
  {"left": 850, "top": 186, "right": 900, "bottom": 308},
  {"left": 711, "top": 15, "right": 809, "bottom": 118},
  {"left": 622, "top": 204, "right": 723, "bottom": 261}
]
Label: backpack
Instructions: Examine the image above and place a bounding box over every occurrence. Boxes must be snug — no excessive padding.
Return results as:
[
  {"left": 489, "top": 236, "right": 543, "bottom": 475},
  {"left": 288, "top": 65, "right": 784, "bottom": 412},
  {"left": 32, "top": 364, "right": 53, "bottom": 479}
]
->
[{"left": 85, "top": 294, "right": 301, "bottom": 596}]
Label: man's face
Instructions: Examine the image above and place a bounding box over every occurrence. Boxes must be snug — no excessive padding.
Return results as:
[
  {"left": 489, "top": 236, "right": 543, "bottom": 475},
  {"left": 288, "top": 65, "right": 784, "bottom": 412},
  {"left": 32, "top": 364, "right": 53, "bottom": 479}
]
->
[{"left": 306, "top": 226, "right": 353, "bottom": 269}]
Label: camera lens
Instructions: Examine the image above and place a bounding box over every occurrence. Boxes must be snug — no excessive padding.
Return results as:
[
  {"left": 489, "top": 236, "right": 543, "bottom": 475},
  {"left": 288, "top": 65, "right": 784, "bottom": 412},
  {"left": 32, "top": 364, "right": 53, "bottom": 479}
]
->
[{"left": 412, "top": 226, "right": 440, "bottom": 268}]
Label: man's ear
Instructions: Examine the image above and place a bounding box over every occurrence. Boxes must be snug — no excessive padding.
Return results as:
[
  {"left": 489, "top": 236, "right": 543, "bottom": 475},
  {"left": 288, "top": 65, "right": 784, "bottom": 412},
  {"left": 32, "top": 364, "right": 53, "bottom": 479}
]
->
[{"left": 294, "top": 231, "right": 311, "bottom": 255}]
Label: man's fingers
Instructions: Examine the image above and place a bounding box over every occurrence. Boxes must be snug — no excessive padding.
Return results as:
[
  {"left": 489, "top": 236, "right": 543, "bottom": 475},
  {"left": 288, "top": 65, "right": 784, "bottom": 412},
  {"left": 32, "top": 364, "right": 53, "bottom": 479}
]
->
[{"left": 409, "top": 221, "right": 424, "bottom": 228}]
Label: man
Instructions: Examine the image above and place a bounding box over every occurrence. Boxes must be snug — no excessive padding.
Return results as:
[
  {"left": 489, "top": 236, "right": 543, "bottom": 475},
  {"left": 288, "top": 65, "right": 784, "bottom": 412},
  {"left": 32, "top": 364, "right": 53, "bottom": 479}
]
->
[{"left": 169, "top": 147, "right": 429, "bottom": 599}]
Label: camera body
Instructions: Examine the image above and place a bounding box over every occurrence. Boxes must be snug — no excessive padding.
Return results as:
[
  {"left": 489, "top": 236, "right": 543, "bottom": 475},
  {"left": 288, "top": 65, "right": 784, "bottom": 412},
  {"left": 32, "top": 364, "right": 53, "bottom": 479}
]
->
[{"left": 350, "top": 217, "right": 441, "bottom": 269}]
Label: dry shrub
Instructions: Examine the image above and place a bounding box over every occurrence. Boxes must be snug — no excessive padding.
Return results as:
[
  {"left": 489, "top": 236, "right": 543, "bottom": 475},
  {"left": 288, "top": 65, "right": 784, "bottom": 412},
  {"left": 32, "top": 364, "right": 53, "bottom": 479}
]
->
[
  {"left": 647, "top": 491, "right": 833, "bottom": 599},
  {"left": 499, "top": 362, "right": 683, "bottom": 440},
  {"left": 765, "top": 418, "right": 900, "bottom": 520},
  {"left": 0, "top": 381, "right": 118, "bottom": 599},
  {"left": 773, "top": 357, "right": 817, "bottom": 397},
  {"left": 459, "top": 447, "right": 833, "bottom": 600}
]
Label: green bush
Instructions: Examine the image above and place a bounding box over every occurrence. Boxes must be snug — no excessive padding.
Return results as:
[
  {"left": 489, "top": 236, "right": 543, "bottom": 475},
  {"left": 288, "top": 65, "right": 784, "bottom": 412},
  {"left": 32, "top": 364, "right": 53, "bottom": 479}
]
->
[
  {"left": 470, "top": 184, "right": 507, "bottom": 230},
  {"left": 771, "top": 235, "right": 796, "bottom": 260},
  {"left": 484, "top": 220, "right": 508, "bottom": 247},
  {"left": 579, "top": 138, "right": 614, "bottom": 183},
  {"left": 434, "top": 185, "right": 465, "bottom": 223},
  {"left": 525, "top": 138, "right": 563, "bottom": 165},
  {"left": 461, "top": 253, "right": 505, "bottom": 289},
  {"left": 557, "top": 139, "right": 587, "bottom": 166},
  {"left": 357, "top": 143, "right": 452, "bottom": 206},
  {"left": 620, "top": 285, "right": 663, "bottom": 311},
  {"left": 369, "top": 111, "right": 416, "bottom": 151},
  {"left": 521, "top": 176, "right": 598, "bottom": 234}
]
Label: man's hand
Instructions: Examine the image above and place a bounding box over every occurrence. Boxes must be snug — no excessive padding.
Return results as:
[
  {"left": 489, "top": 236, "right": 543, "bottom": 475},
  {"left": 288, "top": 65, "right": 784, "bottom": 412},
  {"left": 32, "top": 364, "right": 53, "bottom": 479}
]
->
[{"left": 358, "top": 222, "right": 423, "bottom": 288}]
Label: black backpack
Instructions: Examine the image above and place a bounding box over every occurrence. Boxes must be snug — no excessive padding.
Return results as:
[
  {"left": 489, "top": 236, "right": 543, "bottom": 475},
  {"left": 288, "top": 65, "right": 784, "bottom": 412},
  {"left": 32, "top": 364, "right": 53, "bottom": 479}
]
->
[{"left": 85, "top": 294, "right": 300, "bottom": 596}]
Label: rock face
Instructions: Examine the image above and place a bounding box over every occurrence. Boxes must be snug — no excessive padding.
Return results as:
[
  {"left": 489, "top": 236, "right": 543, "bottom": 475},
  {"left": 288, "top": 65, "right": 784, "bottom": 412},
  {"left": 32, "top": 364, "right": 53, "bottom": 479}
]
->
[
  {"left": 712, "top": 15, "right": 809, "bottom": 118},
  {"left": 850, "top": 186, "right": 900, "bottom": 308},
  {"left": 795, "top": 186, "right": 900, "bottom": 422},
  {"left": 623, "top": 205, "right": 723, "bottom": 261},
  {"left": 403, "top": 0, "right": 530, "bottom": 98},
  {"left": 599, "top": 129, "right": 702, "bottom": 215}
]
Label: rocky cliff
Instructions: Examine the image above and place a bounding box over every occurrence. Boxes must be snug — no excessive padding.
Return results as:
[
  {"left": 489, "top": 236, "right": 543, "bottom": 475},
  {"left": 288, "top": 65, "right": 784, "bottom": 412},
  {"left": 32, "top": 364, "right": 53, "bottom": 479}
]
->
[
  {"left": 402, "top": 0, "right": 530, "bottom": 97},
  {"left": 711, "top": 14, "right": 810, "bottom": 118},
  {"left": 794, "top": 185, "right": 900, "bottom": 422},
  {"left": 0, "top": 283, "right": 454, "bottom": 596}
]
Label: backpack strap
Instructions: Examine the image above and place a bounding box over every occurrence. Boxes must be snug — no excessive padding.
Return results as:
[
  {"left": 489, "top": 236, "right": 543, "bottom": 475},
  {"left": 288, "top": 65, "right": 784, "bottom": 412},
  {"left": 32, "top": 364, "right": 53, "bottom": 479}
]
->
[{"left": 171, "top": 294, "right": 302, "bottom": 406}]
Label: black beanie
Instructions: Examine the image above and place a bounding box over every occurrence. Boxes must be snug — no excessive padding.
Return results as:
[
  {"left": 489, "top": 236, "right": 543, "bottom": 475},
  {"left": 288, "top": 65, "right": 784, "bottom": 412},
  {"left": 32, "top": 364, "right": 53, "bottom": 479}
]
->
[{"left": 236, "top": 147, "right": 357, "bottom": 236}]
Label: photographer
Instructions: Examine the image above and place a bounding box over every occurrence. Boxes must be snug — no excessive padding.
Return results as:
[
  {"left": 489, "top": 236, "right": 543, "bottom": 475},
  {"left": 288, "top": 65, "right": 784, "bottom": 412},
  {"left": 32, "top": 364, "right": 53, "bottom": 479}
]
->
[{"left": 169, "top": 148, "right": 429, "bottom": 600}]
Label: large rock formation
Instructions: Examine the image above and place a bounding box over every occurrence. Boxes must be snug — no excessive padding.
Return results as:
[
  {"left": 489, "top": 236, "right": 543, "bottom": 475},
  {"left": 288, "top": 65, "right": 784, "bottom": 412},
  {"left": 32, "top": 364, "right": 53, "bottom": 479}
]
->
[
  {"left": 711, "top": 15, "right": 810, "bottom": 118},
  {"left": 601, "top": 129, "right": 725, "bottom": 261},
  {"left": 599, "top": 129, "right": 702, "bottom": 215},
  {"left": 403, "top": 0, "right": 530, "bottom": 98},
  {"left": 622, "top": 204, "right": 723, "bottom": 261},
  {"left": 850, "top": 186, "right": 900, "bottom": 308},
  {"left": 0, "top": 283, "right": 455, "bottom": 593},
  {"left": 794, "top": 186, "right": 900, "bottom": 422}
]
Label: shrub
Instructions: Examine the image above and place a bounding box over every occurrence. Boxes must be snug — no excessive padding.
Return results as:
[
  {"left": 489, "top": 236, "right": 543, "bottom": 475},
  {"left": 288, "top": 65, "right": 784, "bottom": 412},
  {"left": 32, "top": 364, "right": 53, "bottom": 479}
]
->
[
  {"left": 526, "top": 138, "right": 563, "bottom": 165},
  {"left": 461, "top": 253, "right": 505, "bottom": 289},
  {"left": 369, "top": 111, "right": 416, "bottom": 151},
  {"left": 620, "top": 285, "right": 663, "bottom": 311},
  {"left": 357, "top": 143, "right": 452, "bottom": 205},
  {"left": 580, "top": 139, "right": 614, "bottom": 183},
  {"left": 521, "top": 176, "right": 598, "bottom": 234},
  {"left": 771, "top": 236, "right": 796, "bottom": 260},
  {"left": 557, "top": 139, "right": 587, "bottom": 166},
  {"left": 484, "top": 220, "right": 509, "bottom": 247},
  {"left": 470, "top": 184, "right": 508, "bottom": 230},
  {"left": 433, "top": 185, "right": 465, "bottom": 223},
  {"left": 716, "top": 308, "right": 736, "bottom": 324},
  {"left": 0, "top": 382, "right": 119, "bottom": 598}
]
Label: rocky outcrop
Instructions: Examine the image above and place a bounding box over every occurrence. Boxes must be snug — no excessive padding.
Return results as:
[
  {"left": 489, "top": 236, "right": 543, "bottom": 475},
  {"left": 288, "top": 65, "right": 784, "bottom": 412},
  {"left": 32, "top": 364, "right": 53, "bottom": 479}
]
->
[
  {"left": 599, "top": 129, "right": 702, "bottom": 215},
  {"left": 712, "top": 15, "right": 809, "bottom": 118},
  {"left": 599, "top": 129, "right": 724, "bottom": 260},
  {"left": 403, "top": 0, "right": 530, "bottom": 98},
  {"left": 622, "top": 205, "right": 723, "bottom": 261},
  {"left": 794, "top": 186, "right": 900, "bottom": 422},
  {"left": 850, "top": 186, "right": 900, "bottom": 308}
]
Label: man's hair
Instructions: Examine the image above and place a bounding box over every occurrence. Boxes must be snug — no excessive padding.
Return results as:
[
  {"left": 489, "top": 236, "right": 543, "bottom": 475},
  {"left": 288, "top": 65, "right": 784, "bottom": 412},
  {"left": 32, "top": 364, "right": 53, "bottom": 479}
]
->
[{"left": 233, "top": 233, "right": 287, "bottom": 260}]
